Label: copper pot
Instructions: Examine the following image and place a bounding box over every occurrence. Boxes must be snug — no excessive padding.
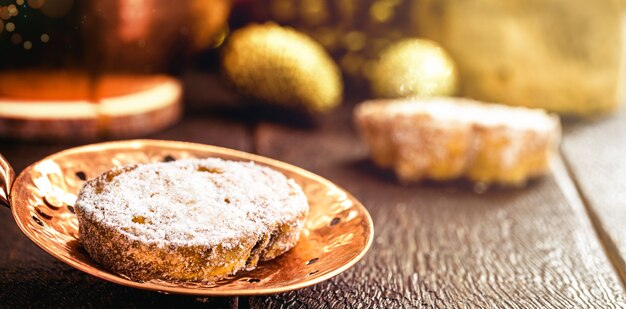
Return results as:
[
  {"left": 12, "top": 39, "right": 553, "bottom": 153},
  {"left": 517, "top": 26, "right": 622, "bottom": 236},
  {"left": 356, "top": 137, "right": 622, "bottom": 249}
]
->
[
  {"left": 1, "top": 0, "right": 231, "bottom": 74},
  {"left": 0, "top": 0, "right": 231, "bottom": 141}
]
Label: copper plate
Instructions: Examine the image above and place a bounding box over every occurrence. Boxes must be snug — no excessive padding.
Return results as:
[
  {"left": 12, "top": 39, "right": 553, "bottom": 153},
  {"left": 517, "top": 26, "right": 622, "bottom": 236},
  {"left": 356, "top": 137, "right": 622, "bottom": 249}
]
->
[{"left": 1, "top": 140, "right": 373, "bottom": 296}]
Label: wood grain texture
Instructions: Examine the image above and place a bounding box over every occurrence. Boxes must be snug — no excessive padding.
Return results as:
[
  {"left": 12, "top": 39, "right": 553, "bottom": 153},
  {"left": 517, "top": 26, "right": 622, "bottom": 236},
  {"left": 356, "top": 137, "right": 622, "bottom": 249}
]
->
[
  {"left": 0, "top": 108, "right": 251, "bottom": 308},
  {"left": 250, "top": 105, "right": 626, "bottom": 308},
  {"left": 561, "top": 106, "right": 626, "bottom": 284}
]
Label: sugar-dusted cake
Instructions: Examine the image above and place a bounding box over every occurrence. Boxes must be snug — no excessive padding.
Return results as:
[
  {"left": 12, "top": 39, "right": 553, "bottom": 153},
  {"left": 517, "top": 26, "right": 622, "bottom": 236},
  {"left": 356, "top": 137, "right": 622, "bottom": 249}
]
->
[
  {"left": 75, "top": 158, "right": 309, "bottom": 282},
  {"left": 355, "top": 97, "right": 561, "bottom": 186}
]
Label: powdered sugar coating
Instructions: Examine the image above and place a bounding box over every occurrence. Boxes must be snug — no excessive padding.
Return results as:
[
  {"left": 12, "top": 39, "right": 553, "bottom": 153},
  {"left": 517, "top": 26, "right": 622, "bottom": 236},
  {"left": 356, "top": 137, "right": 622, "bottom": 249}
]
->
[
  {"left": 76, "top": 158, "right": 309, "bottom": 249},
  {"left": 355, "top": 97, "right": 561, "bottom": 185},
  {"left": 359, "top": 96, "right": 558, "bottom": 132}
]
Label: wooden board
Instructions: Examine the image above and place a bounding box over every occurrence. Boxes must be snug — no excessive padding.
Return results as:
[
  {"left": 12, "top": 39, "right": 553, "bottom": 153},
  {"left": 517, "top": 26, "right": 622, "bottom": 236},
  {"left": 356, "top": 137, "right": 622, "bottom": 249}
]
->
[
  {"left": 0, "top": 75, "right": 183, "bottom": 141},
  {"left": 561, "top": 106, "right": 626, "bottom": 284},
  {"left": 249, "top": 105, "right": 626, "bottom": 308},
  {"left": 0, "top": 107, "right": 250, "bottom": 308}
]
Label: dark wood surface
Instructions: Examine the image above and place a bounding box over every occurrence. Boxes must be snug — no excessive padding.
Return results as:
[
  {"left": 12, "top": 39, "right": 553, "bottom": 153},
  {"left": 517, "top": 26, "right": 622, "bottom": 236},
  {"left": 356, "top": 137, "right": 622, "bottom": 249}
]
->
[
  {"left": 1, "top": 74, "right": 626, "bottom": 308},
  {"left": 250, "top": 106, "right": 626, "bottom": 308},
  {"left": 561, "top": 107, "right": 626, "bottom": 285}
]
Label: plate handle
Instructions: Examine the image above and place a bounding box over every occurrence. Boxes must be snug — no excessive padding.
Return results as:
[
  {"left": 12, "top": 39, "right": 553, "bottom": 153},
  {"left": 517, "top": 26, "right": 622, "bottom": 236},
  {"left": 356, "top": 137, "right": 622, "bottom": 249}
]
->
[{"left": 0, "top": 153, "right": 14, "bottom": 208}]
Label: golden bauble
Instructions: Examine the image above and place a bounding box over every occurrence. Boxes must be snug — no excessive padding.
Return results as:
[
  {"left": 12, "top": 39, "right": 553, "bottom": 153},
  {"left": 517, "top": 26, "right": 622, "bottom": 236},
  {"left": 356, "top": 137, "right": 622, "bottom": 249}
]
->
[
  {"left": 369, "top": 39, "right": 458, "bottom": 98},
  {"left": 221, "top": 23, "right": 343, "bottom": 112}
]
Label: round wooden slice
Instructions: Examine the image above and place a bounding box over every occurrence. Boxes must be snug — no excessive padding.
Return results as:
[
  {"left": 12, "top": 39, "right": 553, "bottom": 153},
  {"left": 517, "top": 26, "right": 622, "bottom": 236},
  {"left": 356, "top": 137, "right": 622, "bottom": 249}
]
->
[{"left": 0, "top": 71, "right": 182, "bottom": 141}]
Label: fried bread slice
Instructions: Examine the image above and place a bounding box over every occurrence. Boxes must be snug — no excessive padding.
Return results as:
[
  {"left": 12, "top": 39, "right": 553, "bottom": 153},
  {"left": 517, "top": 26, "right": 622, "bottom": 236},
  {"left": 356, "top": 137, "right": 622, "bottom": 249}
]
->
[
  {"left": 75, "top": 158, "right": 309, "bottom": 282},
  {"left": 355, "top": 97, "right": 561, "bottom": 185}
]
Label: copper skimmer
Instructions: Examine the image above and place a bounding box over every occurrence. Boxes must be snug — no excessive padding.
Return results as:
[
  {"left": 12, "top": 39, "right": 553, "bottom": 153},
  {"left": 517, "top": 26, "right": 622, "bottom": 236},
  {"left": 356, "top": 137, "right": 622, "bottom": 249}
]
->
[{"left": 0, "top": 140, "right": 373, "bottom": 296}]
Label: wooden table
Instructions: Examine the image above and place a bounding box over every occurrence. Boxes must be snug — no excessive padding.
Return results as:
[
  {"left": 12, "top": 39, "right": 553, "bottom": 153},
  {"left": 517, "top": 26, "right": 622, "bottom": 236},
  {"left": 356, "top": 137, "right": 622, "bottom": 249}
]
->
[{"left": 1, "top": 73, "right": 625, "bottom": 308}]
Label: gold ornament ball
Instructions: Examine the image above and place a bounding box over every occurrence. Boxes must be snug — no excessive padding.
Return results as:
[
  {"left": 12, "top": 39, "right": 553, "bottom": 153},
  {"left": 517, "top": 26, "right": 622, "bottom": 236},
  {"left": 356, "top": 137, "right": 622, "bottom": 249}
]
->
[
  {"left": 369, "top": 39, "right": 458, "bottom": 98},
  {"left": 221, "top": 23, "right": 343, "bottom": 113}
]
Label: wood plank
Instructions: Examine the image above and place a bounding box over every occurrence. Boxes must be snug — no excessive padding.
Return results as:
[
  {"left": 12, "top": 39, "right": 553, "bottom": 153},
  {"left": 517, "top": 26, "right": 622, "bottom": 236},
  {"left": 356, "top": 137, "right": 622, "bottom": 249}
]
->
[
  {"left": 250, "top": 105, "right": 626, "bottom": 308},
  {"left": 561, "top": 106, "right": 626, "bottom": 284},
  {"left": 0, "top": 82, "right": 251, "bottom": 307}
]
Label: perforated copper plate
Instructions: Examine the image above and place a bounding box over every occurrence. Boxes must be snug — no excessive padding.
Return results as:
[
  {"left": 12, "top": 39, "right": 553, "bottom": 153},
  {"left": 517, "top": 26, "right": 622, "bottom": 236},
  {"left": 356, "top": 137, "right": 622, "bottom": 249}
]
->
[{"left": 7, "top": 140, "right": 373, "bottom": 296}]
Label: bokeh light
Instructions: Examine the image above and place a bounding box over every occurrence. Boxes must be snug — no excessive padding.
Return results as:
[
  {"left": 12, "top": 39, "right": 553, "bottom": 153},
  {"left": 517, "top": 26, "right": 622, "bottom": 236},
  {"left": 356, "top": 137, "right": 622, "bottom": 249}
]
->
[
  {"left": 7, "top": 4, "right": 18, "bottom": 17},
  {"left": 370, "top": 0, "right": 395, "bottom": 23},
  {"left": 344, "top": 31, "right": 366, "bottom": 52},
  {"left": 0, "top": 7, "right": 11, "bottom": 20},
  {"left": 5, "top": 22, "right": 15, "bottom": 32}
]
